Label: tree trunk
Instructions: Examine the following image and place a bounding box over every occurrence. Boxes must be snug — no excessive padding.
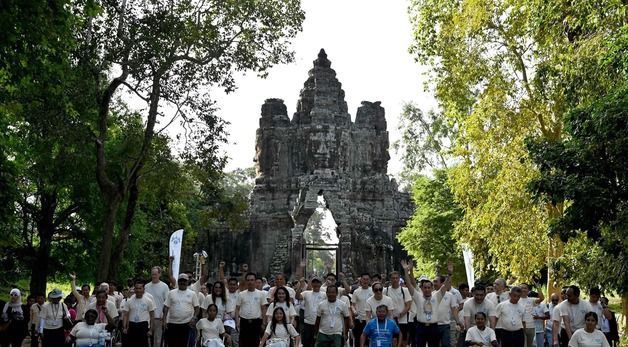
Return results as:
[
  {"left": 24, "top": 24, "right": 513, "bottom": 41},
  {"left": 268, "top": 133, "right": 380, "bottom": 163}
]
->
[
  {"left": 108, "top": 177, "right": 140, "bottom": 280},
  {"left": 29, "top": 191, "right": 57, "bottom": 295},
  {"left": 97, "top": 194, "right": 122, "bottom": 281}
]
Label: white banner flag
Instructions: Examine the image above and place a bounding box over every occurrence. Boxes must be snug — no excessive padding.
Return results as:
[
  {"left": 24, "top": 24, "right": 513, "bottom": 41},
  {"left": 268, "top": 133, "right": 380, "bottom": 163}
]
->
[
  {"left": 169, "top": 229, "right": 184, "bottom": 280},
  {"left": 462, "top": 245, "right": 475, "bottom": 287}
]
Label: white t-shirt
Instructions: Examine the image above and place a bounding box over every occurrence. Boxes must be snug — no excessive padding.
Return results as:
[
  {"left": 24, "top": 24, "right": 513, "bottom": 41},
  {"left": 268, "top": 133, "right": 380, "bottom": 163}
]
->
[
  {"left": 203, "top": 296, "right": 228, "bottom": 320},
  {"left": 553, "top": 301, "right": 566, "bottom": 329},
  {"left": 352, "top": 287, "right": 374, "bottom": 321},
  {"left": 519, "top": 297, "right": 536, "bottom": 326},
  {"left": 463, "top": 299, "right": 496, "bottom": 327},
  {"left": 144, "top": 281, "right": 169, "bottom": 319},
  {"left": 560, "top": 300, "right": 593, "bottom": 331},
  {"left": 196, "top": 318, "right": 225, "bottom": 341},
  {"left": 384, "top": 286, "right": 412, "bottom": 323},
  {"left": 366, "top": 295, "right": 395, "bottom": 320},
  {"left": 486, "top": 291, "right": 510, "bottom": 306},
  {"left": 316, "top": 300, "right": 350, "bottom": 335},
  {"left": 236, "top": 289, "right": 265, "bottom": 319},
  {"left": 41, "top": 302, "right": 71, "bottom": 330},
  {"left": 302, "top": 290, "right": 326, "bottom": 325},
  {"left": 465, "top": 326, "right": 497, "bottom": 347},
  {"left": 164, "top": 288, "right": 200, "bottom": 324},
  {"left": 267, "top": 302, "right": 297, "bottom": 321},
  {"left": 532, "top": 303, "right": 549, "bottom": 333},
  {"left": 435, "top": 291, "right": 458, "bottom": 325},
  {"left": 120, "top": 295, "right": 155, "bottom": 323},
  {"left": 411, "top": 291, "right": 442, "bottom": 323},
  {"left": 568, "top": 328, "right": 610, "bottom": 347},
  {"left": 70, "top": 322, "right": 107, "bottom": 345},
  {"left": 264, "top": 322, "right": 299, "bottom": 339},
  {"left": 495, "top": 301, "right": 526, "bottom": 331},
  {"left": 86, "top": 300, "right": 119, "bottom": 321}
]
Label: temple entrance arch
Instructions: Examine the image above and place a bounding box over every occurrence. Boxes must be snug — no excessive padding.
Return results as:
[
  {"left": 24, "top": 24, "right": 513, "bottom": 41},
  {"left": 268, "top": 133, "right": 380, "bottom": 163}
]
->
[
  {"left": 302, "top": 194, "right": 340, "bottom": 277},
  {"left": 248, "top": 50, "right": 414, "bottom": 277}
]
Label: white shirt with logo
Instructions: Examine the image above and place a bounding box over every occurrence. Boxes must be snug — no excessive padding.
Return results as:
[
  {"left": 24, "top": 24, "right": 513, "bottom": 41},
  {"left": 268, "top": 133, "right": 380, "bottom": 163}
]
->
[
  {"left": 236, "top": 289, "right": 265, "bottom": 319},
  {"left": 164, "top": 288, "right": 200, "bottom": 324},
  {"left": 316, "top": 300, "right": 350, "bottom": 335}
]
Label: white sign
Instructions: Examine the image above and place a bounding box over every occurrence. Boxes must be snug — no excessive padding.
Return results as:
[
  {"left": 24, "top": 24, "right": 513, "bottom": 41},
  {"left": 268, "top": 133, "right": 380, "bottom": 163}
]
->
[
  {"left": 169, "top": 229, "right": 184, "bottom": 280},
  {"left": 462, "top": 245, "right": 475, "bottom": 287}
]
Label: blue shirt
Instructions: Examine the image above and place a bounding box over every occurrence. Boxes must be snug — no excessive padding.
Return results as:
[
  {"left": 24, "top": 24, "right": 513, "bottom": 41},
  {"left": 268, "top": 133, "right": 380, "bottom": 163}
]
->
[{"left": 362, "top": 318, "right": 400, "bottom": 347}]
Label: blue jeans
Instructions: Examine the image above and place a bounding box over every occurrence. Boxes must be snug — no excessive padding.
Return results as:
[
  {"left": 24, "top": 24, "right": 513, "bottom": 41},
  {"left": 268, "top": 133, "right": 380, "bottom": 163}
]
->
[
  {"left": 437, "top": 324, "right": 451, "bottom": 347},
  {"left": 545, "top": 329, "right": 552, "bottom": 347}
]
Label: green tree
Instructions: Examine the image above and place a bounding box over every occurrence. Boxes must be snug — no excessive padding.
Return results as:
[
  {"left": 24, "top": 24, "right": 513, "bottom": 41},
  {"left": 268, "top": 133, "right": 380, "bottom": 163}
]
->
[
  {"left": 407, "top": 0, "right": 626, "bottom": 286},
  {"left": 77, "top": 0, "right": 305, "bottom": 280},
  {"left": 527, "top": 87, "right": 628, "bottom": 294},
  {"left": 397, "top": 169, "right": 466, "bottom": 281}
]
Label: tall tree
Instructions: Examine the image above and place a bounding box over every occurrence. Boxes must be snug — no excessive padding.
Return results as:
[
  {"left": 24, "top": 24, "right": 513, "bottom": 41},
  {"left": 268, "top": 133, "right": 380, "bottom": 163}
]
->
[
  {"left": 407, "top": 0, "right": 626, "bottom": 286},
  {"left": 79, "top": 0, "right": 305, "bottom": 280},
  {"left": 0, "top": 0, "right": 96, "bottom": 294}
]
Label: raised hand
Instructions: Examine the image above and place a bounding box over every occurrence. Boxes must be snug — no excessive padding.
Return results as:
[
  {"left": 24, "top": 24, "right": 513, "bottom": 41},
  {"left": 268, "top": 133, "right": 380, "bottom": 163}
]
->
[
  {"left": 401, "top": 259, "right": 414, "bottom": 271},
  {"left": 219, "top": 261, "right": 225, "bottom": 268},
  {"left": 69, "top": 273, "right": 76, "bottom": 281},
  {"left": 447, "top": 260, "right": 454, "bottom": 274}
]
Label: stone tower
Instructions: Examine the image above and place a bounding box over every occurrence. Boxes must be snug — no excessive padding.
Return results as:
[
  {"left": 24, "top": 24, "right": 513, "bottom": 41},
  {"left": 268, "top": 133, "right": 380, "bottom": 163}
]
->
[{"left": 248, "top": 49, "right": 413, "bottom": 277}]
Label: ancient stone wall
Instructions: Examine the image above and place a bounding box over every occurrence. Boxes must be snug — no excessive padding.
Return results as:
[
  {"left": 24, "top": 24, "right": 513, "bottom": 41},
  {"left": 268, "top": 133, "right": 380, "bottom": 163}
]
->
[{"left": 249, "top": 49, "right": 413, "bottom": 277}]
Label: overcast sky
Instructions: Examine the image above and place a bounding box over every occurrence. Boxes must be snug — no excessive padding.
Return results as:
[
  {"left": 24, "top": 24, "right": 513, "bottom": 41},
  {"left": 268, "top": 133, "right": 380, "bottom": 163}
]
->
[{"left": 208, "top": 0, "right": 436, "bottom": 176}]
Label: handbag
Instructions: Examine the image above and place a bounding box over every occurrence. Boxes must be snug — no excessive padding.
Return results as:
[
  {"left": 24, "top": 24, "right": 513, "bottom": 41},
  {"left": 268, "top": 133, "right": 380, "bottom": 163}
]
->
[{"left": 61, "top": 304, "right": 74, "bottom": 330}]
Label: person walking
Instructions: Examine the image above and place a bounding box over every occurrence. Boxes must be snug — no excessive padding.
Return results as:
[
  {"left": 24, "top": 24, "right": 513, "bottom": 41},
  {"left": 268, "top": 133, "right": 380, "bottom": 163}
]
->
[
  {"left": 314, "top": 286, "right": 350, "bottom": 347},
  {"left": 163, "top": 274, "right": 200, "bottom": 347},
  {"left": 145, "top": 266, "right": 169, "bottom": 347},
  {"left": 359, "top": 305, "right": 400, "bottom": 347},
  {"left": 121, "top": 281, "right": 155, "bottom": 347},
  {"left": 0, "top": 289, "right": 28, "bottom": 347}
]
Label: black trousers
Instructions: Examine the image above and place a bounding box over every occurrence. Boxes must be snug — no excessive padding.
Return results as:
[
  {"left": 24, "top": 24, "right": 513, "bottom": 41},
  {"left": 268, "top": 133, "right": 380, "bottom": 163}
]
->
[
  {"left": 499, "top": 329, "right": 524, "bottom": 347},
  {"left": 125, "top": 321, "right": 150, "bottom": 347},
  {"left": 166, "top": 323, "right": 191, "bottom": 347},
  {"left": 353, "top": 319, "right": 367, "bottom": 346},
  {"left": 559, "top": 328, "right": 569, "bottom": 347},
  {"left": 239, "top": 318, "right": 262, "bottom": 347},
  {"left": 302, "top": 323, "right": 317, "bottom": 347},
  {"left": 415, "top": 322, "right": 439, "bottom": 347},
  {"left": 42, "top": 328, "right": 64, "bottom": 347}
]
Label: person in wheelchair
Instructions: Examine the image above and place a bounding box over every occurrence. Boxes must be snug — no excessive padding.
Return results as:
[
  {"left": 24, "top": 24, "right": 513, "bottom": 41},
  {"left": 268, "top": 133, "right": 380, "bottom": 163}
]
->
[
  {"left": 259, "top": 307, "right": 300, "bottom": 347},
  {"left": 69, "top": 309, "right": 115, "bottom": 347},
  {"left": 197, "top": 304, "right": 231, "bottom": 347}
]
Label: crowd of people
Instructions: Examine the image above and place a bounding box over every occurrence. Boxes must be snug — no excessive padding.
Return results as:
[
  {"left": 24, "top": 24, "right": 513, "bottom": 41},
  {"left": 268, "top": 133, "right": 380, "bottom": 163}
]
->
[{"left": 0, "top": 258, "right": 621, "bottom": 347}]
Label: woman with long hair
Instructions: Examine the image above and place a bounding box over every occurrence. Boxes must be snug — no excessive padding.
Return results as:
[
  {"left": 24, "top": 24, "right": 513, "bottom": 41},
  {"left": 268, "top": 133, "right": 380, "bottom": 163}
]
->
[
  {"left": 265, "top": 287, "right": 297, "bottom": 326},
  {"left": 204, "top": 282, "right": 229, "bottom": 320},
  {"left": 259, "top": 307, "right": 299, "bottom": 347},
  {"left": 197, "top": 304, "right": 231, "bottom": 347}
]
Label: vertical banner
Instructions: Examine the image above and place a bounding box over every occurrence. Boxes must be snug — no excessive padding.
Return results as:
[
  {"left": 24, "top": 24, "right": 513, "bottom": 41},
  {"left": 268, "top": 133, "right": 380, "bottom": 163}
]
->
[
  {"left": 169, "top": 229, "right": 184, "bottom": 280},
  {"left": 462, "top": 245, "right": 475, "bottom": 286}
]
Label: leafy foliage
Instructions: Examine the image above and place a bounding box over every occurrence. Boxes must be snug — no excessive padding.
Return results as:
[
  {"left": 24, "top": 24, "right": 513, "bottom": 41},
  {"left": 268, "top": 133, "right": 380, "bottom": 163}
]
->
[
  {"left": 527, "top": 87, "right": 628, "bottom": 293},
  {"left": 397, "top": 169, "right": 466, "bottom": 282}
]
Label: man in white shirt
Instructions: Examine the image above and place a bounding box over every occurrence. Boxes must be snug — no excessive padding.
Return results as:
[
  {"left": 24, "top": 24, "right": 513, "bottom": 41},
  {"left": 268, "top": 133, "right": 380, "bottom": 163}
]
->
[
  {"left": 225, "top": 277, "right": 240, "bottom": 347},
  {"left": 314, "top": 285, "right": 350, "bottom": 347},
  {"left": 588, "top": 287, "right": 603, "bottom": 330},
  {"left": 366, "top": 282, "right": 395, "bottom": 320},
  {"left": 520, "top": 283, "right": 544, "bottom": 347},
  {"left": 463, "top": 285, "right": 497, "bottom": 330},
  {"left": 433, "top": 275, "right": 464, "bottom": 347},
  {"left": 494, "top": 286, "right": 526, "bottom": 347},
  {"left": 122, "top": 281, "right": 156, "bottom": 347},
  {"left": 385, "top": 271, "right": 412, "bottom": 347},
  {"left": 486, "top": 278, "right": 510, "bottom": 306},
  {"left": 145, "top": 265, "right": 169, "bottom": 347},
  {"left": 552, "top": 287, "right": 569, "bottom": 347},
  {"left": 296, "top": 277, "right": 326, "bottom": 347},
  {"left": 402, "top": 259, "right": 449, "bottom": 347},
  {"left": 559, "top": 285, "right": 592, "bottom": 347},
  {"left": 235, "top": 273, "right": 266, "bottom": 347},
  {"left": 266, "top": 273, "right": 296, "bottom": 304},
  {"left": 545, "top": 293, "right": 560, "bottom": 347},
  {"left": 163, "top": 274, "right": 200, "bottom": 347},
  {"left": 352, "top": 273, "right": 373, "bottom": 343}
]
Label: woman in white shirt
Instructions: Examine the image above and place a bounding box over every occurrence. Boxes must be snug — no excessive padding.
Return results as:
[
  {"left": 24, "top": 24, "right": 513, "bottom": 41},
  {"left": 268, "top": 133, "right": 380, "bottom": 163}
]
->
[
  {"left": 568, "top": 312, "right": 610, "bottom": 347},
  {"left": 259, "top": 307, "right": 300, "bottom": 347},
  {"left": 466, "top": 312, "right": 498, "bottom": 347},
  {"left": 265, "top": 287, "right": 297, "bottom": 326},
  {"left": 70, "top": 309, "right": 115, "bottom": 347},
  {"left": 197, "top": 304, "right": 231, "bottom": 347}
]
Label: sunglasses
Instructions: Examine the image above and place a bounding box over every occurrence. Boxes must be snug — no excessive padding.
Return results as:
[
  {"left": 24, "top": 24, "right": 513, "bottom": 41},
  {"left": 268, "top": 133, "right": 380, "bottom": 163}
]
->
[
  {"left": 373, "top": 288, "right": 383, "bottom": 292},
  {"left": 10, "top": 293, "right": 19, "bottom": 297}
]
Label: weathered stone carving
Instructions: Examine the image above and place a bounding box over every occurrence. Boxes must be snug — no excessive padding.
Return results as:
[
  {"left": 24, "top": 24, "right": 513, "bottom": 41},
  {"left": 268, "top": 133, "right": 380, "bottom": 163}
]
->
[{"left": 249, "top": 49, "right": 413, "bottom": 277}]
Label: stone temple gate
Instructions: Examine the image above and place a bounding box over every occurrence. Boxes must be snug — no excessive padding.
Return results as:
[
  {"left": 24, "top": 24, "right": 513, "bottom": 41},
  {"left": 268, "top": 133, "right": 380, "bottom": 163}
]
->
[{"left": 248, "top": 49, "right": 413, "bottom": 277}]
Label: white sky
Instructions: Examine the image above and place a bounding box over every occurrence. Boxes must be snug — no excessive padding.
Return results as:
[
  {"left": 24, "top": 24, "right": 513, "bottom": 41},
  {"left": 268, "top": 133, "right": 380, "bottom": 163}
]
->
[{"left": 210, "top": 0, "right": 437, "bottom": 176}]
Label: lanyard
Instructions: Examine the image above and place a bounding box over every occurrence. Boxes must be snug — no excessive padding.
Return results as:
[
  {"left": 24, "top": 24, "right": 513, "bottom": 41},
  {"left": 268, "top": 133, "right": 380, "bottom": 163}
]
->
[
  {"left": 329, "top": 302, "right": 339, "bottom": 328},
  {"left": 376, "top": 320, "right": 388, "bottom": 334}
]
